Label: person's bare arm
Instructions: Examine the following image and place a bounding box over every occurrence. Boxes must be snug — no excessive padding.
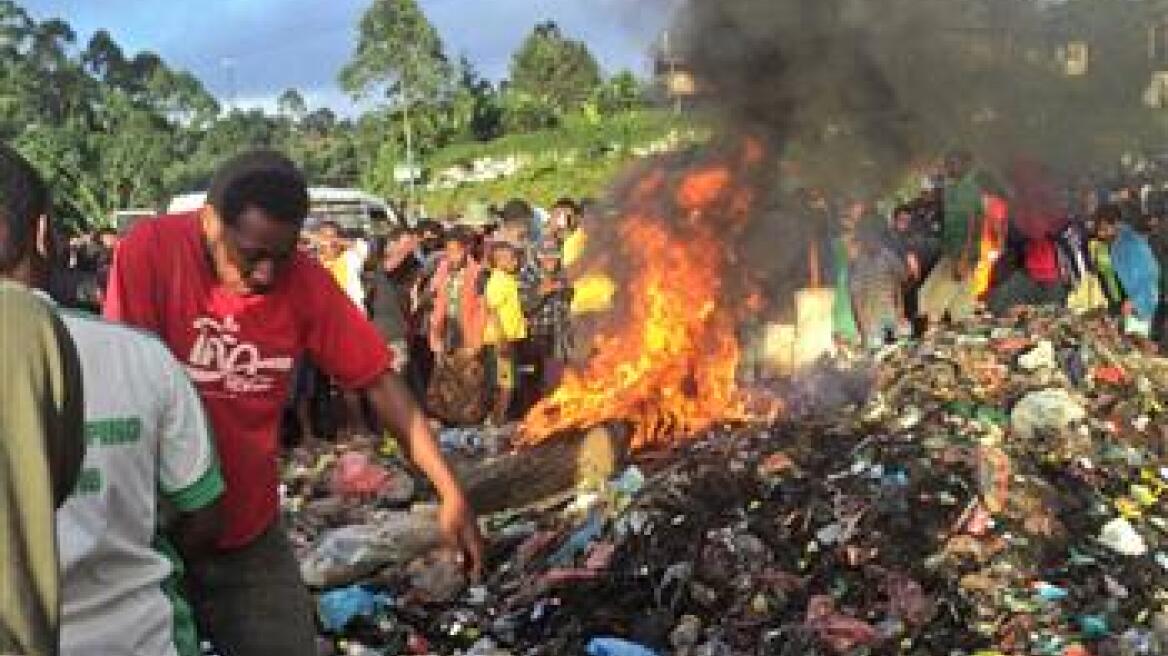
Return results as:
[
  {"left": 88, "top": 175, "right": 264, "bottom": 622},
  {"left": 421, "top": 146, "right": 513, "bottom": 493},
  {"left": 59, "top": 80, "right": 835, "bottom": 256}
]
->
[{"left": 365, "top": 372, "right": 484, "bottom": 578}]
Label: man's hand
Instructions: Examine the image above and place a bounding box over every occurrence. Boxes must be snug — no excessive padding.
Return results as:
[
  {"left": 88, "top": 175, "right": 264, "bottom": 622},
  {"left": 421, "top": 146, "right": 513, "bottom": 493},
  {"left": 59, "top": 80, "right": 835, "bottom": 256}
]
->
[
  {"left": 365, "top": 372, "right": 486, "bottom": 579},
  {"left": 438, "top": 493, "right": 484, "bottom": 580}
]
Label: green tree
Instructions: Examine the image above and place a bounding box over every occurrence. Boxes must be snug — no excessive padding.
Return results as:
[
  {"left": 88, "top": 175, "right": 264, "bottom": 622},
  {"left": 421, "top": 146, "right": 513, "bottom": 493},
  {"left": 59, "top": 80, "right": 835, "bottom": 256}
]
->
[
  {"left": 339, "top": 0, "right": 452, "bottom": 104},
  {"left": 0, "top": 1, "right": 33, "bottom": 57},
  {"left": 592, "top": 69, "right": 645, "bottom": 115},
  {"left": 303, "top": 107, "right": 339, "bottom": 137},
  {"left": 454, "top": 55, "right": 503, "bottom": 141},
  {"left": 278, "top": 87, "right": 308, "bottom": 121},
  {"left": 149, "top": 69, "right": 219, "bottom": 128},
  {"left": 81, "top": 29, "right": 125, "bottom": 82},
  {"left": 508, "top": 21, "right": 602, "bottom": 119}
]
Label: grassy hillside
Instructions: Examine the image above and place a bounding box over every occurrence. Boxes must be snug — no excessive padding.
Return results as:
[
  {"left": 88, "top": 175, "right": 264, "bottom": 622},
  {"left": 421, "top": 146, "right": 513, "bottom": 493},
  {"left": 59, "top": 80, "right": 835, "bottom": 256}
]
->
[{"left": 416, "top": 109, "right": 709, "bottom": 215}]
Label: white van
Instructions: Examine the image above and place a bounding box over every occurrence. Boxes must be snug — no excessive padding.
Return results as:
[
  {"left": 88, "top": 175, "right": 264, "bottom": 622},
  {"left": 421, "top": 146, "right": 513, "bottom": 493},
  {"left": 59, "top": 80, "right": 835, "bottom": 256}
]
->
[
  {"left": 113, "top": 209, "right": 158, "bottom": 235},
  {"left": 167, "top": 187, "right": 404, "bottom": 234}
]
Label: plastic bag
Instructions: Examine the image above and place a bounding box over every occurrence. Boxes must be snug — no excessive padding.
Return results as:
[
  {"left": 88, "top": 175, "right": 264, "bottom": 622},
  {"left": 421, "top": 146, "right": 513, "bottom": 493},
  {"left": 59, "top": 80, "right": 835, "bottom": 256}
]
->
[
  {"left": 331, "top": 448, "right": 394, "bottom": 494},
  {"left": 300, "top": 506, "right": 442, "bottom": 588},
  {"left": 406, "top": 549, "right": 467, "bottom": 604},
  {"left": 1010, "top": 389, "right": 1086, "bottom": 439},
  {"left": 1098, "top": 517, "right": 1148, "bottom": 556},
  {"left": 1018, "top": 340, "right": 1056, "bottom": 371},
  {"left": 317, "top": 585, "right": 391, "bottom": 632},
  {"left": 585, "top": 637, "right": 660, "bottom": 656}
]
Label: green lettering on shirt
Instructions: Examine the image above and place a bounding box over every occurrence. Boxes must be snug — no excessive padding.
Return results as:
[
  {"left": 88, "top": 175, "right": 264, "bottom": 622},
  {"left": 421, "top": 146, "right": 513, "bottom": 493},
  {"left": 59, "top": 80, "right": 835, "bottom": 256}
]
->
[
  {"left": 85, "top": 417, "right": 141, "bottom": 446},
  {"left": 74, "top": 468, "right": 103, "bottom": 495}
]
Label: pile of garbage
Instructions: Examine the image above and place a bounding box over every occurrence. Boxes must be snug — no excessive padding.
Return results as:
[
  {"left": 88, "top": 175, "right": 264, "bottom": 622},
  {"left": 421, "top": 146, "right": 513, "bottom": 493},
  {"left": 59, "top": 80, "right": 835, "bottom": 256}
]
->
[{"left": 283, "top": 308, "right": 1168, "bottom": 656}]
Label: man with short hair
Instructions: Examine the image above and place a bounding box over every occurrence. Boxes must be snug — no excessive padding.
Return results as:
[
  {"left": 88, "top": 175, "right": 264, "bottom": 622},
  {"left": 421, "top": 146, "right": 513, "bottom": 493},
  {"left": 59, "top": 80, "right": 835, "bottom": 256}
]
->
[
  {"left": 104, "top": 150, "right": 482, "bottom": 656},
  {"left": 0, "top": 147, "right": 223, "bottom": 656},
  {"left": 522, "top": 240, "right": 574, "bottom": 395},
  {"left": 0, "top": 144, "right": 86, "bottom": 656},
  {"left": 550, "top": 197, "right": 586, "bottom": 267}
]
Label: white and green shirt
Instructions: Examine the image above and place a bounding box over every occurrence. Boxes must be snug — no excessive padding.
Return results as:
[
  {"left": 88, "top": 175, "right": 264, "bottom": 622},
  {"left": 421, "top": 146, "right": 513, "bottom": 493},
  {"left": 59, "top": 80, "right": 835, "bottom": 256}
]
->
[{"left": 53, "top": 306, "right": 223, "bottom": 656}]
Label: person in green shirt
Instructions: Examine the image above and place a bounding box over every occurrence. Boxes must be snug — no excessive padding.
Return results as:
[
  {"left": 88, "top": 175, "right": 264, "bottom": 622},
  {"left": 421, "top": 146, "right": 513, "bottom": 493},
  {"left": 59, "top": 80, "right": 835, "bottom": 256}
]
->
[
  {"left": 1089, "top": 204, "right": 1126, "bottom": 313},
  {"left": 0, "top": 144, "right": 86, "bottom": 656},
  {"left": 918, "top": 150, "right": 983, "bottom": 327}
]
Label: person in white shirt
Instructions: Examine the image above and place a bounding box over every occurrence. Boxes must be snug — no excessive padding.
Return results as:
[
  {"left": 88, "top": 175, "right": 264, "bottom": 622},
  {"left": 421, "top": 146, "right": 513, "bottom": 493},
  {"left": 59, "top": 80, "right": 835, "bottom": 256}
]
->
[
  {"left": 53, "top": 305, "right": 224, "bottom": 656},
  {"left": 2, "top": 147, "right": 223, "bottom": 656}
]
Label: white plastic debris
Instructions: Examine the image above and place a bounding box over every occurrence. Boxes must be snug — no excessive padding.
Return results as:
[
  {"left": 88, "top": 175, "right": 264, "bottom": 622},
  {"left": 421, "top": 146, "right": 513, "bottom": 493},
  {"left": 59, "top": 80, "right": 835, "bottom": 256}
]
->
[
  {"left": 1098, "top": 517, "right": 1148, "bottom": 557},
  {"left": 1018, "top": 340, "right": 1056, "bottom": 372},
  {"left": 1010, "top": 389, "right": 1087, "bottom": 439}
]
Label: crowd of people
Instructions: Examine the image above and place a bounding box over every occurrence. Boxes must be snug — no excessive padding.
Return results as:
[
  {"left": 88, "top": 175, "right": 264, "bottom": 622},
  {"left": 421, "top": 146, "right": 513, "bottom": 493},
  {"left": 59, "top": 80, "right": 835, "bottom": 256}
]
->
[
  {"left": 287, "top": 195, "right": 587, "bottom": 444},
  {"left": 5, "top": 137, "right": 1168, "bottom": 656},
  {"left": 824, "top": 150, "right": 1168, "bottom": 354}
]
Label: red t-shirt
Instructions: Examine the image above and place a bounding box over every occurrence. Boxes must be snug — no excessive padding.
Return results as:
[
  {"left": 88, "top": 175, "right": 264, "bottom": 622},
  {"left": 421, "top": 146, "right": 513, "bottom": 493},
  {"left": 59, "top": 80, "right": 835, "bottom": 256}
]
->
[{"left": 104, "top": 212, "right": 391, "bottom": 549}]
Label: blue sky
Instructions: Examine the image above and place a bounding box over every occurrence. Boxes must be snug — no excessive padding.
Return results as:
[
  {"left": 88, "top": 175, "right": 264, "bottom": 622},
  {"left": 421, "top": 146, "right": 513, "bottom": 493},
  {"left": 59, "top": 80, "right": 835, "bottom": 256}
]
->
[{"left": 21, "top": 0, "right": 675, "bottom": 114}]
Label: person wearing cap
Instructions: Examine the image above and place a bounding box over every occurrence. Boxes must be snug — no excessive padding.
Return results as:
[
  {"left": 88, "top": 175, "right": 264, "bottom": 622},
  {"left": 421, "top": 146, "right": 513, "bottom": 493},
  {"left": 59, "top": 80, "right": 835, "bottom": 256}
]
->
[
  {"left": 103, "top": 150, "right": 483, "bottom": 656},
  {"left": 483, "top": 238, "right": 528, "bottom": 426}
]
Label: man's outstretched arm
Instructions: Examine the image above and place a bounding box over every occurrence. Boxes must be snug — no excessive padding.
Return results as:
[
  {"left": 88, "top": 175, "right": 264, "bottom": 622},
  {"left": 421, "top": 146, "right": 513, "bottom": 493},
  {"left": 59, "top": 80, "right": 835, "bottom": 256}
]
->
[{"left": 365, "top": 371, "right": 484, "bottom": 579}]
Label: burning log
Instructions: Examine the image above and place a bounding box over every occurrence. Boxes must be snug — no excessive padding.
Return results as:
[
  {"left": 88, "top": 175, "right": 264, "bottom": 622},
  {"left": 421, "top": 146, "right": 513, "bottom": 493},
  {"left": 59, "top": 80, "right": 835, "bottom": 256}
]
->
[{"left": 455, "top": 423, "right": 631, "bottom": 515}]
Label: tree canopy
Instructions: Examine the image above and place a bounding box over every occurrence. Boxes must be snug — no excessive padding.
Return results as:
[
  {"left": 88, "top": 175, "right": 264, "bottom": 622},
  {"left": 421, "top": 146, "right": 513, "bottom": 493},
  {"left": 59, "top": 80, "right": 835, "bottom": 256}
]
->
[
  {"left": 0, "top": 0, "right": 654, "bottom": 226},
  {"left": 508, "top": 21, "right": 603, "bottom": 122}
]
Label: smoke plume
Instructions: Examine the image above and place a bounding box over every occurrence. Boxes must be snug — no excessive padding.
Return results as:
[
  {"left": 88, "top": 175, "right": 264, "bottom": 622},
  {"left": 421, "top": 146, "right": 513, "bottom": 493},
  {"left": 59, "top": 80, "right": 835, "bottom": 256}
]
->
[
  {"left": 674, "top": 0, "right": 1154, "bottom": 191},
  {"left": 566, "top": 0, "right": 1156, "bottom": 361}
]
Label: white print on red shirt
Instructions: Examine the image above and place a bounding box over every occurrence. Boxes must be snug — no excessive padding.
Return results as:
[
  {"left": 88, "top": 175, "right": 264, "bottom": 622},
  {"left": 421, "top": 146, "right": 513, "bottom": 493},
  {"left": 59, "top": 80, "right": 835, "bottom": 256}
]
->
[{"left": 186, "top": 315, "right": 294, "bottom": 395}]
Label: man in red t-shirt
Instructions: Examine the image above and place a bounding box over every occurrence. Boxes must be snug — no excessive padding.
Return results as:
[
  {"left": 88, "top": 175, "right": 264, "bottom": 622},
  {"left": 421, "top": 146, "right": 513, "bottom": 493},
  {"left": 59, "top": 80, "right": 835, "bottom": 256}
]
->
[{"left": 104, "top": 151, "right": 482, "bottom": 656}]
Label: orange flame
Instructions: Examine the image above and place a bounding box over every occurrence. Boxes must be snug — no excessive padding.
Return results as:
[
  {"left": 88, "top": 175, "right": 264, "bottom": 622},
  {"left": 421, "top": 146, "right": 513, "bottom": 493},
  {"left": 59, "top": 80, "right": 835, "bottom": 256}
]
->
[{"left": 520, "top": 145, "right": 762, "bottom": 450}]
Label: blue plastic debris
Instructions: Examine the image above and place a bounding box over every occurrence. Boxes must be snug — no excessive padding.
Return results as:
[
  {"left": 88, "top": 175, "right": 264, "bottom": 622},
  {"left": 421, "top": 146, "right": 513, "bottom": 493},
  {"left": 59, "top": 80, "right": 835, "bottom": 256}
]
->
[
  {"left": 318, "top": 585, "right": 392, "bottom": 632},
  {"left": 585, "top": 637, "right": 661, "bottom": 656},
  {"left": 1033, "top": 582, "right": 1069, "bottom": 602},
  {"left": 547, "top": 511, "right": 605, "bottom": 567}
]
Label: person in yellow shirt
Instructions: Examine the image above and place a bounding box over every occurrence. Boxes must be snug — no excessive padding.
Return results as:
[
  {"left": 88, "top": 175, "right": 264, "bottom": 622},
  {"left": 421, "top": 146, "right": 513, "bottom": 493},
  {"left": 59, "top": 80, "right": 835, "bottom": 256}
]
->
[
  {"left": 315, "top": 220, "right": 366, "bottom": 310},
  {"left": 310, "top": 220, "right": 369, "bottom": 439},
  {"left": 483, "top": 240, "right": 527, "bottom": 426}
]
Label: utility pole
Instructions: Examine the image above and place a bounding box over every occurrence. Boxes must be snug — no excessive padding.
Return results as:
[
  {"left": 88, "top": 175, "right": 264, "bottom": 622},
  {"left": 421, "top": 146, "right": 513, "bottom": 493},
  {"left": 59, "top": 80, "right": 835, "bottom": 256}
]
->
[
  {"left": 663, "top": 30, "right": 681, "bottom": 115},
  {"left": 402, "top": 83, "right": 416, "bottom": 213},
  {"left": 400, "top": 46, "right": 418, "bottom": 218}
]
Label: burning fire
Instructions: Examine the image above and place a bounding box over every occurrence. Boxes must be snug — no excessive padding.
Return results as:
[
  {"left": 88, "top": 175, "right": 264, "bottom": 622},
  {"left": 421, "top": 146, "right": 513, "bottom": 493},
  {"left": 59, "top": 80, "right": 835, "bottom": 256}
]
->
[{"left": 520, "top": 142, "right": 762, "bottom": 450}]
